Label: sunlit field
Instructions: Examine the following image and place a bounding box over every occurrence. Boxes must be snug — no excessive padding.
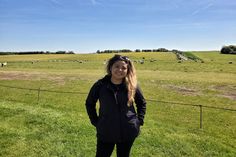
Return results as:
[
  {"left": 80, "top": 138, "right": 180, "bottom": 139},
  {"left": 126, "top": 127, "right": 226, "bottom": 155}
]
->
[{"left": 0, "top": 52, "right": 236, "bottom": 156}]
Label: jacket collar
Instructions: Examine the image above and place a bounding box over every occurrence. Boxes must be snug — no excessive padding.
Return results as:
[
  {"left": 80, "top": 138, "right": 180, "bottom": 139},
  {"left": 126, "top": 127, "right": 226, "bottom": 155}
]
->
[{"left": 102, "top": 75, "right": 126, "bottom": 91}]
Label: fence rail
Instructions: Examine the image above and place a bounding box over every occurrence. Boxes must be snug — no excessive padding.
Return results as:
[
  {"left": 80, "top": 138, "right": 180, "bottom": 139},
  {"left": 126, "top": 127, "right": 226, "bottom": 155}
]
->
[
  {"left": 0, "top": 84, "right": 87, "bottom": 94},
  {"left": 146, "top": 99, "right": 236, "bottom": 112},
  {"left": 1, "top": 83, "right": 236, "bottom": 129}
]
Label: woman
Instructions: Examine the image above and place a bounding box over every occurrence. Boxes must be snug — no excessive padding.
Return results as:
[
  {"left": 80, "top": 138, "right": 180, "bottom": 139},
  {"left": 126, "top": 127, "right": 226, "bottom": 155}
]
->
[{"left": 85, "top": 54, "right": 146, "bottom": 157}]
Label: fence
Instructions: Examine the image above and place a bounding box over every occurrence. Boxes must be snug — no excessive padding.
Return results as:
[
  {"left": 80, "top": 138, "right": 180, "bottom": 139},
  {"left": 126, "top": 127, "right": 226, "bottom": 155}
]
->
[{"left": 0, "top": 83, "right": 236, "bottom": 129}]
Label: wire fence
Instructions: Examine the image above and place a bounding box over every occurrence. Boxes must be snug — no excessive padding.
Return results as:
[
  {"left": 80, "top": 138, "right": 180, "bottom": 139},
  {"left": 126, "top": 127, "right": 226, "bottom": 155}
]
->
[{"left": 0, "top": 83, "right": 236, "bottom": 129}]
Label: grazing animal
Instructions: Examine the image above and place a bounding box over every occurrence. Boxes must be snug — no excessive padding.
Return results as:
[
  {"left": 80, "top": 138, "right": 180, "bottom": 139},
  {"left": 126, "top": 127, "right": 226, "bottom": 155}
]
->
[
  {"left": 139, "top": 60, "right": 144, "bottom": 64},
  {"left": 1, "top": 62, "right": 7, "bottom": 67},
  {"left": 150, "top": 59, "right": 157, "bottom": 62}
]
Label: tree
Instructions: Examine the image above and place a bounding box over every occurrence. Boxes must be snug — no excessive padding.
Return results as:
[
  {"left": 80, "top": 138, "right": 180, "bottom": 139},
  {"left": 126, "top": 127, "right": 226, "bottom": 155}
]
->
[
  {"left": 221, "top": 45, "right": 236, "bottom": 54},
  {"left": 56, "top": 51, "right": 66, "bottom": 54},
  {"left": 221, "top": 46, "right": 231, "bottom": 54},
  {"left": 67, "top": 51, "right": 75, "bottom": 54}
]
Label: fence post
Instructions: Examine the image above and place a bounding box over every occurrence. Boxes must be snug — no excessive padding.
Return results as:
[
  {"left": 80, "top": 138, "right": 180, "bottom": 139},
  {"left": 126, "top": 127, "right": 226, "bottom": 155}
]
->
[
  {"left": 199, "top": 105, "right": 203, "bottom": 129},
  {"left": 37, "top": 87, "right": 40, "bottom": 104}
]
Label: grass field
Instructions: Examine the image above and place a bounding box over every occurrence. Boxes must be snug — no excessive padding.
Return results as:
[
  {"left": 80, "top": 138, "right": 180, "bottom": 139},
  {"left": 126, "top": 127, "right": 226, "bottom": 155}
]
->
[{"left": 0, "top": 52, "right": 236, "bottom": 156}]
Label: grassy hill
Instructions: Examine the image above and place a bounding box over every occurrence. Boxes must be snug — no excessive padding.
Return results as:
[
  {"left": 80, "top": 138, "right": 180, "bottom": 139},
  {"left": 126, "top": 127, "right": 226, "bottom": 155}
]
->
[{"left": 0, "top": 52, "right": 236, "bottom": 156}]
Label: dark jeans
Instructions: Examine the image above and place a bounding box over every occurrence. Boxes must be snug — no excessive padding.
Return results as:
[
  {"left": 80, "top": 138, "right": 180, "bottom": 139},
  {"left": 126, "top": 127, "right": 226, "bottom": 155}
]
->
[{"left": 96, "top": 139, "right": 135, "bottom": 157}]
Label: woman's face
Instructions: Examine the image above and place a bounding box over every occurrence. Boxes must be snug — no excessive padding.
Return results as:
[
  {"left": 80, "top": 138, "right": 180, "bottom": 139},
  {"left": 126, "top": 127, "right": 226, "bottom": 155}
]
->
[{"left": 111, "top": 60, "right": 128, "bottom": 81}]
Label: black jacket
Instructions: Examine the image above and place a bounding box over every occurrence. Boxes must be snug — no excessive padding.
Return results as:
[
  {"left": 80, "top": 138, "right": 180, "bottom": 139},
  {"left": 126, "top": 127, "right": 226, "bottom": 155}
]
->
[{"left": 85, "top": 75, "right": 146, "bottom": 142}]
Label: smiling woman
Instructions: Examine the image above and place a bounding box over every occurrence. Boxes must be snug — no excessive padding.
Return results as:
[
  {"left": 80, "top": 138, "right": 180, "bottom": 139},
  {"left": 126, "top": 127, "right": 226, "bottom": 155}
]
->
[
  {"left": 110, "top": 60, "right": 128, "bottom": 84},
  {"left": 85, "top": 54, "right": 146, "bottom": 157}
]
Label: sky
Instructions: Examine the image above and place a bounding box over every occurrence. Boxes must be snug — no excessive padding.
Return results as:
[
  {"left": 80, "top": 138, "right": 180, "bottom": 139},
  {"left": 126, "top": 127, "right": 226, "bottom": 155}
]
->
[{"left": 0, "top": 0, "right": 236, "bottom": 53}]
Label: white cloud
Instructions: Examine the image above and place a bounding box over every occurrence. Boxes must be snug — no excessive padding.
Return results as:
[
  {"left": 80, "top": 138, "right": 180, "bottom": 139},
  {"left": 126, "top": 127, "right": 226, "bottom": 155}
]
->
[
  {"left": 90, "top": 0, "right": 102, "bottom": 6},
  {"left": 91, "top": 0, "right": 96, "bottom": 5},
  {"left": 191, "top": 1, "right": 215, "bottom": 16},
  {"left": 49, "top": 0, "right": 62, "bottom": 6}
]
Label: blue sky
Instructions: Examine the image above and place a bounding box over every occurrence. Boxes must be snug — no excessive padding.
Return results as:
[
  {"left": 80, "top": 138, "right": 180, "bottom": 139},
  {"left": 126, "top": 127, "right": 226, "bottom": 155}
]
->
[{"left": 0, "top": 0, "right": 236, "bottom": 53}]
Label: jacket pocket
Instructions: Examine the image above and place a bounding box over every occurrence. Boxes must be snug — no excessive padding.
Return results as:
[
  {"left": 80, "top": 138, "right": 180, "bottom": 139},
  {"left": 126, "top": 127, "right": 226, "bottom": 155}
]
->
[
  {"left": 96, "top": 116, "right": 120, "bottom": 142},
  {"left": 125, "top": 111, "right": 140, "bottom": 138}
]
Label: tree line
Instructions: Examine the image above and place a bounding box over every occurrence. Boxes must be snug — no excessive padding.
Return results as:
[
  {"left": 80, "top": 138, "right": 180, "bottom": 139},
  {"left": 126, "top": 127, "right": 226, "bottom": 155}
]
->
[
  {"left": 220, "top": 45, "right": 236, "bottom": 54},
  {"left": 1, "top": 45, "right": 235, "bottom": 55},
  {"left": 0, "top": 51, "right": 75, "bottom": 55},
  {"left": 97, "top": 45, "right": 236, "bottom": 55},
  {"left": 96, "top": 48, "right": 181, "bottom": 54}
]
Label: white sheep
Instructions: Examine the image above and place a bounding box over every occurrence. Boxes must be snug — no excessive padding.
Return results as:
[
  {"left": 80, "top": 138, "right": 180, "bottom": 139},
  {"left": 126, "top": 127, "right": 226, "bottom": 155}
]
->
[
  {"left": 1, "top": 62, "right": 7, "bottom": 67},
  {"left": 139, "top": 60, "right": 144, "bottom": 64}
]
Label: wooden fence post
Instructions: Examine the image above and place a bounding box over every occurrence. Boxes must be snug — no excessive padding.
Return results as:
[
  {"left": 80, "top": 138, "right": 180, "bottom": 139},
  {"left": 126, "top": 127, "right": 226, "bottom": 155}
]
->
[
  {"left": 37, "top": 87, "right": 40, "bottom": 104},
  {"left": 200, "top": 105, "right": 203, "bottom": 129}
]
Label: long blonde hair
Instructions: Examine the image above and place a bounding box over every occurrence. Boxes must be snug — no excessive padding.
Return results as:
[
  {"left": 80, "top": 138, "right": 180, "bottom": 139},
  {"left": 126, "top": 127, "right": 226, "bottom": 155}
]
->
[{"left": 106, "top": 55, "right": 137, "bottom": 106}]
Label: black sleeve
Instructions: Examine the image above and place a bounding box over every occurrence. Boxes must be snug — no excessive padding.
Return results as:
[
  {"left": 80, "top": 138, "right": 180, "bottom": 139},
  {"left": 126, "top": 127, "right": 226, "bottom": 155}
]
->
[
  {"left": 134, "top": 85, "right": 146, "bottom": 126},
  {"left": 85, "top": 81, "right": 101, "bottom": 127}
]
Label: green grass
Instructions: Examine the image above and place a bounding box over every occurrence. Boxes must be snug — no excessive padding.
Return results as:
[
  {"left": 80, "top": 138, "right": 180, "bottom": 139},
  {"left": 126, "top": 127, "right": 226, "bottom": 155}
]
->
[
  {"left": 0, "top": 52, "right": 236, "bottom": 156},
  {"left": 182, "top": 52, "right": 204, "bottom": 62}
]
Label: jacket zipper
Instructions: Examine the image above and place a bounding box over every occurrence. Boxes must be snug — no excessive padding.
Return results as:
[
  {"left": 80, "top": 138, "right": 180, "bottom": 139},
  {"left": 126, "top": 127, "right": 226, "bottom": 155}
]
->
[
  {"left": 114, "top": 90, "right": 123, "bottom": 141},
  {"left": 114, "top": 91, "right": 118, "bottom": 105}
]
